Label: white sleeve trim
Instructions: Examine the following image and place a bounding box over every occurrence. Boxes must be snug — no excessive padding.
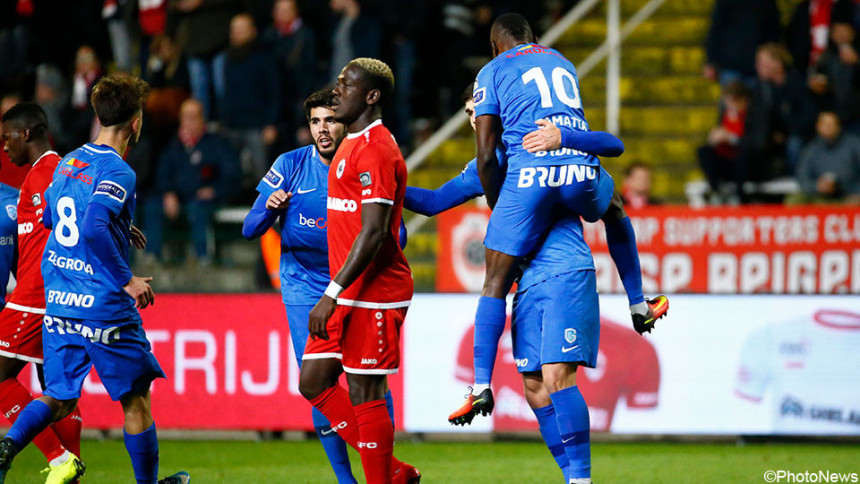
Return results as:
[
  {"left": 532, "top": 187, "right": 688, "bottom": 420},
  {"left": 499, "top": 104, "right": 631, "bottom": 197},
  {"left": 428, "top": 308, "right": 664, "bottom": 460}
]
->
[{"left": 361, "top": 198, "right": 394, "bottom": 205}]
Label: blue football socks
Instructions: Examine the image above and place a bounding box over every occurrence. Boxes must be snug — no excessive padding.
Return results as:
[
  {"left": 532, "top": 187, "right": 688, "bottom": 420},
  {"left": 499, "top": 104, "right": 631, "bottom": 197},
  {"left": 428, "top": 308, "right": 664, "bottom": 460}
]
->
[
  {"left": 532, "top": 404, "right": 570, "bottom": 477},
  {"left": 6, "top": 399, "right": 53, "bottom": 449},
  {"left": 384, "top": 390, "right": 395, "bottom": 426},
  {"left": 604, "top": 216, "right": 645, "bottom": 306},
  {"left": 312, "top": 406, "right": 356, "bottom": 484},
  {"left": 550, "top": 386, "right": 591, "bottom": 480},
  {"left": 123, "top": 423, "right": 159, "bottom": 484},
  {"left": 473, "top": 296, "right": 507, "bottom": 387}
]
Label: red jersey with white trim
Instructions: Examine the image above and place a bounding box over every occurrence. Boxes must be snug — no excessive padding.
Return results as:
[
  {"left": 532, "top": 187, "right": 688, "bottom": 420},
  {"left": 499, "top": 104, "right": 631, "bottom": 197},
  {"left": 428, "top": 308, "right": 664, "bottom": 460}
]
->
[
  {"left": 327, "top": 120, "right": 412, "bottom": 306},
  {"left": 7, "top": 151, "right": 61, "bottom": 308}
]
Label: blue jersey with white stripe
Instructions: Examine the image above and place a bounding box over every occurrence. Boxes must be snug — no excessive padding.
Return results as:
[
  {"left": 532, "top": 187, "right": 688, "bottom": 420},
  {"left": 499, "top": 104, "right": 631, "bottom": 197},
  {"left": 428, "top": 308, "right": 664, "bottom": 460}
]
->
[
  {"left": 473, "top": 43, "right": 599, "bottom": 171},
  {"left": 0, "top": 183, "right": 19, "bottom": 306},
  {"left": 42, "top": 143, "right": 137, "bottom": 320},
  {"left": 256, "top": 145, "right": 330, "bottom": 306}
]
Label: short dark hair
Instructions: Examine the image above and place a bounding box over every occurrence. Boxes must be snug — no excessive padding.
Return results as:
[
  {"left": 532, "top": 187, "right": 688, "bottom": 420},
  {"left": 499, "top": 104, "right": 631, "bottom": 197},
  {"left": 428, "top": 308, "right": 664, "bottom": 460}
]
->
[
  {"left": 304, "top": 88, "right": 336, "bottom": 121},
  {"left": 492, "top": 13, "right": 534, "bottom": 43},
  {"left": 1, "top": 102, "right": 49, "bottom": 138},
  {"left": 90, "top": 74, "right": 151, "bottom": 127},
  {"left": 462, "top": 83, "right": 475, "bottom": 104},
  {"left": 347, "top": 58, "right": 394, "bottom": 106},
  {"left": 625, "top": 161, "right": 650, "bottom": 177}
]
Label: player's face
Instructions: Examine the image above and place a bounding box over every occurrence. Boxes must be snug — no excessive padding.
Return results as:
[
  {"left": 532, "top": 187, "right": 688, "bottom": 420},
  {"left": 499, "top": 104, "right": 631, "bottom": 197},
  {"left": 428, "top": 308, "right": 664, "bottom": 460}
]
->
[
  {"left": 332, "top": 65, "right": 370, "bottom": 125},
  {"left": 309, "top": 106, "right": 345, "bottom": 160},
  {"left": 0, "top": 124, "right": 28, "bottom": 166},
  {"left": 464, "top": 100, "right": 476, "bottom": 131}
]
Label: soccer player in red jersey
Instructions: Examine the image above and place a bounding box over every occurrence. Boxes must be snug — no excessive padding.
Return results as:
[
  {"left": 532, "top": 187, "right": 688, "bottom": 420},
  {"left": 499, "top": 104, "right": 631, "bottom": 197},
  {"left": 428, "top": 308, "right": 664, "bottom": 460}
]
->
[
  {"left": 300, "top": 58, "right": 419, "bottom": 484},
  {"left": 0, "top": 103, "right": 85, "bottom": 481}
]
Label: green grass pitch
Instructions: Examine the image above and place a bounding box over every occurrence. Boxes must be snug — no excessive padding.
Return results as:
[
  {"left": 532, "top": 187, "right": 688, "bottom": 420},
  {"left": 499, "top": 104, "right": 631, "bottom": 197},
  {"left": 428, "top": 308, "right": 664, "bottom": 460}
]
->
[{"left": 8, "top": 439, "right": 859, "bottom": 483}]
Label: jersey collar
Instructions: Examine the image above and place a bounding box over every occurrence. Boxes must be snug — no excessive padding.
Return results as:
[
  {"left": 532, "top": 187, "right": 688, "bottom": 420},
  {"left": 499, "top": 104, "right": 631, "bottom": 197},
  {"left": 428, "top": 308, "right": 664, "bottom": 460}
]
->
[
  {"left": 346, "top": 119, "right": 382, "bottom": 139},
  {"left": 84, "top": 143, "right": 123, "bottom": 159},
  {"left": 32, "top": 150, "right": 58, "bottom": 168}
]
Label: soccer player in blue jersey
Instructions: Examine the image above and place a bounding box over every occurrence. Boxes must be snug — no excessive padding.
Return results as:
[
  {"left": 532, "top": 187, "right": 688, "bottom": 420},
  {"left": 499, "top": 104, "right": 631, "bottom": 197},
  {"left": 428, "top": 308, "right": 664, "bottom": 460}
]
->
[
  {"left": 0, "top": 75, "right": 189, "bottom": 484},
  {"left": 0, "top": 183, "right": 16, "bottom": 310},
  {"left": 243, "top": 89, "right": 400, "bottom": 484}
]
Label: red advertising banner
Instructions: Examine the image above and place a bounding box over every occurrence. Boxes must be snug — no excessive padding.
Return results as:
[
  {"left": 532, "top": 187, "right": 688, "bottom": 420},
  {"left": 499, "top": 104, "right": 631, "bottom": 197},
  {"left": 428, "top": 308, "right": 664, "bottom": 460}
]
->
[
  {"left": 19, "top": 294, "right": 404, "bottom": 430},
  {"left": 436, "top": 205, "right": 860, "bottom": 294}
]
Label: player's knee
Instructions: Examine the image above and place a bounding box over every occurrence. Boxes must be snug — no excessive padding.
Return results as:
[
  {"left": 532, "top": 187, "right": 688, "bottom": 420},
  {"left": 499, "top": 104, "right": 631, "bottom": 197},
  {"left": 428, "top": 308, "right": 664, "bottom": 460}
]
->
[
  {"left": 541, "top": 363, "right": 577, "bottom": 394},
  {"left": 51, "top": 398, "right": 79, "bottom": 422},
  {"left": 521, "top": 373, "right": 551, "bottom": 409},
  {"left": 346, "top": 374, "right": 385, "bottom": 405},
  {"left": 298, "top": 372, "right": 327, "bottom": 401}
]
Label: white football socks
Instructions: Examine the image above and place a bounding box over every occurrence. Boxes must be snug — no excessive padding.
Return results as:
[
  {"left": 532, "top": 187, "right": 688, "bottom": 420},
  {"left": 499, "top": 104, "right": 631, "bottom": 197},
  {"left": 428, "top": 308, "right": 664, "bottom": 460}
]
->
[{"left": 630, "top": 301, "right": 649, "bottom": 316}]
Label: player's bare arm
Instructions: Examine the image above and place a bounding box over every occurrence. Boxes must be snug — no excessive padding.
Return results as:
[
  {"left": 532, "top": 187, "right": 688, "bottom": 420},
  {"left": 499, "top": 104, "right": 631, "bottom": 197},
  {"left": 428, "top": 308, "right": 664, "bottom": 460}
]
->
[
  {"left": 265, "top": 189, "right": 292, "bottom": 210},
  {"left": 475, "top": 114, "right": 504, "bottom": 208},
  {"left": 308, "top": 202, "right": 392, "bottom": 340}
]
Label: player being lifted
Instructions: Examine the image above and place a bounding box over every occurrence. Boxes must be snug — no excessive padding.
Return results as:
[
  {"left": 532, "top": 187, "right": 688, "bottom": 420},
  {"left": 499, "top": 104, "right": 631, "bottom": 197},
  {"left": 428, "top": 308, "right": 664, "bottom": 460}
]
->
[
  {"left": 471, "top": 14, "right": 666, "bottom": 483},
  {"left": 243, "top": 89, "right": 399, "bottom": 484},
  {"left": 0, "top": 75, "right": 189, "bottom": 484},
  {"left": 0, "top": 103, "right": 85, "bottom": 483},
  {"left": 299, "top": 58, "right": 420, "bottom": 484}
]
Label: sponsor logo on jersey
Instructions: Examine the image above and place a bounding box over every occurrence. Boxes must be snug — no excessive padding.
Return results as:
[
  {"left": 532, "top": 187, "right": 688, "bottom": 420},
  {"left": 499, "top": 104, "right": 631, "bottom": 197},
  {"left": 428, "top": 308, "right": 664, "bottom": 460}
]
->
[
  {"left": 47, "top": 290, "right": 95, "bottom": 308},
  {"left": 46, "top": 250, "right": 95, "bottom": 275},
  {"left": 327, "top": 196, "right": 358, "bottom": 212},
  {"left": 298, "top": 213, "right": 326, "bottom": 229},
  {"left": 94, "top": 180, "right": 127, "bottom": 203},
  {"left": 5, "top": 204, "right": 15, "bottom": 220},
  {"left": 58, "top": 166, "right": 93, "bottom": 185},
  {"left": 296, "top": 187, "right": 316, "bottom": 195},
  {"left": 65, "top": 158, "right": 90, "bottom": 169},
  {"left": 473, "top": 87, "right": 486, "bottom": 105},
  {"left": 17, "top": 222, "right": 33, "bottom": 235},
  {"left": 517, "top": 165, "right": 596, "bottom": 188},
  {"left": 31, "top": 193, "right": 41, "bottom": 207},
  {"left": 515, "top": 358, "right": 529, "bottom": 367},
  {"left": 263, "top": 168, "right": 283, "bottom": 189},
  {"left": 336, "top": 159, "right": 346, "bottom": 179},
  {"left": 360, "top": 358, "right": 378, "bottom": 365},
  {"left": 361, "top": 188, "right": 371, "bottom": 196},
  {"left": 43, "top": 315, "right": 120, "bottom": 344},
  {"left": 359, "top": 171, "right": 372, "bottom": 187},
  {"left": 0, "top": 235, "right": 13, "bottom": 246}
]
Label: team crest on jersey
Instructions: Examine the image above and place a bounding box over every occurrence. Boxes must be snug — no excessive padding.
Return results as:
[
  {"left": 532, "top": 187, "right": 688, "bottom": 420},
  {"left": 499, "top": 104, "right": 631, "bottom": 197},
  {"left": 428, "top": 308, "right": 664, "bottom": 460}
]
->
[
  {"left": 359, "top": 171, "right": 372, "bottom": 187},
  {"left": 5, "top": 205, "right": 15, "bottom": 221},
  {"left": 31, "top": 193, "right": 41, "bottom": 207},
  {"left": 263, "top": 168, "right": 283, "bottom": 189},
  {"left": 336, "top": 159, "right": 346, "bottom": 179},
  {"left": 473, "top": 87, "right": 486, "bottom": 105},
  {"left": 94, "top": 181, "right": 127, "bottom": 203},
  {"left": 565, "top": 328, "right": 577, "bottom": 344}
]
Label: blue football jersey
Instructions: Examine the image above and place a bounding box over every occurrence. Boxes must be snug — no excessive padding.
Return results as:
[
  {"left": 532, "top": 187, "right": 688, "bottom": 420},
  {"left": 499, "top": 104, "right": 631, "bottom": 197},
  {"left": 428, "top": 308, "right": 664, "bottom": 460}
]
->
[
  {"left": 0, "top": 183, "right": 19, "bottom": 306},
  {"left": 256, "top": 145, "right": 330, "bottom": 306},
  {"left": 42, "top": 143, "right": 137, "bottom": 320},
  {"left": 473, "top": 43, "right": 599, "bottom": 171}
]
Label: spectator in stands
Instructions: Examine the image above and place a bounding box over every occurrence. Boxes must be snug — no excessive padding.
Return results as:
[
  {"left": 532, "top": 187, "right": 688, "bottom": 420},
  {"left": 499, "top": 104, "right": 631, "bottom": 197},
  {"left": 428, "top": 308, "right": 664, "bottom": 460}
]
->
[
  {"left": 789, "top": 111, "right": 860, "bottom": 204},
  {"left": 33, "top": 64, "right": 75, "bottom": 155},
  {"left": 169, "top": 0, "right": 241, "bottom": 118},
  {"left": 329, "top": 0, "right": 382, "bottom": 81},
  {"left": 809, "top": 22, "right": 860, "bottom": 130},
  {"left": 144, "top": 33, "right": 191, "bottom": 136},
  {"left": 698, "top": 80, "right": 751, "bottom": 200},
  {"left": 621, "top": 162, "right": 659, "bottom": 209},
  {"left": 703, "top": 0, "right": 780, "bottom": 86},
  {"left": 67, "top": 45, "right": 102, "bottom": 145},
  {"left": 102, "top": 0, "right": 134, "bottom": 72},
  {"left": 0, "top": 1, "right": 33, "bottom": 94},
  {"left": 147, "top": 99, "right": 240, "bottom": 263},
  {"left": 263, "top": 0, "right": 317, "bottom": 151},
  {"left": 221, "top": 13, "right": 280, "bottom": 181},
  {"left": 787, "top": 0, "right": 855, "bottom": 75}
]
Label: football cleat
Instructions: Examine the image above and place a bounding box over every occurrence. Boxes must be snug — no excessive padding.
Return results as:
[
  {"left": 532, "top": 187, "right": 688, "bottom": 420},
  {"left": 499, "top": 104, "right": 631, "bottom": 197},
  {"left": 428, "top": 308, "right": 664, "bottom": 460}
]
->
[
  {"left": 448, "top": 387, "right": 495, "bottom": 426},
  {"left": 41, "top": 453, "right": 85, "bottom": 484},
  {"left": 158, "top": 471, "right": 191, "bottom": 484},
  {"left": 632, "top": 295, "right": 669, "bottom": 335},
  {"left": 393, "top": 462, "right": 421, "bottom": 484},
  {"left": 0, "top": 437, "right": 19, "bottom": 484}
]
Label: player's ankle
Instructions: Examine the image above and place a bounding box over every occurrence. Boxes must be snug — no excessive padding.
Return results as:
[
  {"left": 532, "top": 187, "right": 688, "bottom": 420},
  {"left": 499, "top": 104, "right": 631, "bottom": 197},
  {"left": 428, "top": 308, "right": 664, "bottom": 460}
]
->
[
  {"left": 49, "top": 449, "right": 70, "bottom": 466},
  {"left": 472, "top": 383, "right": 490, "bottom": 394},
  {"left": 630, "top": 301, "right": 648, "bottom": 316}
]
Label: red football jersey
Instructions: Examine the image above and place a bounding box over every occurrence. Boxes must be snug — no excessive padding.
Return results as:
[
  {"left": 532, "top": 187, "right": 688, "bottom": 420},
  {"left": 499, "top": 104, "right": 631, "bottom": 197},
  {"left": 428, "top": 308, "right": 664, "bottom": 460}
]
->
[
  {"left": 7, "top": 151, "right": 61, "bottom": 309},
  {"left": 327, "top": 120, "right": 412, "bottom": 307}
]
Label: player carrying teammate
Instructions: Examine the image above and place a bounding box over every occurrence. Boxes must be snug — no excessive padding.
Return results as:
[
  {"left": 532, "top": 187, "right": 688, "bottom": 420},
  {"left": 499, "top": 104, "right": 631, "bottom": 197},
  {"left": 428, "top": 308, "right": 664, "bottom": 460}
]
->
[
  {"left": 469, "top": 14, "right": 666, "bottom": 483},
  {"left": 244, "top": 89, "right": 399, "bottom": 483},
  {"left": 299, "top": 58, "right": 419, "bottom": 484},
  {"left": 0, "top": 103, "right": 86, "bottom": 483},
  {"left": 0, "top": 76, "right": 189, "bottom": 484}
]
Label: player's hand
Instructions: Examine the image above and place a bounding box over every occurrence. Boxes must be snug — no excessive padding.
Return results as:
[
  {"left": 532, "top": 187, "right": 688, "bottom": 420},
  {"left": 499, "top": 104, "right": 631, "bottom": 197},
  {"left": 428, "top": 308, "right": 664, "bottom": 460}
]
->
[
  {"left": 266, "top": 190, "right": 292, "bottom": 210},
  {"left": 124, "top": 276, "right": 155, "bottom": 309},
  {"left": 130, "top": 224, "right": 147, "bottom": 250},
  {"left": 308, "top": 295, "right": 336, "bottom": 340},
  {"left": 523, "top": 119, "right": 562, "bottom": 153}
]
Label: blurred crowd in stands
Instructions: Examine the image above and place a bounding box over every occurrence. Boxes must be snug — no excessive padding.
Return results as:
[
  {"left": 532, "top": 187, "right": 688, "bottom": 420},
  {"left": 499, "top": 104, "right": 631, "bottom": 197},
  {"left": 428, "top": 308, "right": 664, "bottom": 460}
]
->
[
  {"left": 0, "top": 0, "right": 574, "bottom": 263},
  {"left": 700, "top": 0, "right": 860, "bottom": 205}
]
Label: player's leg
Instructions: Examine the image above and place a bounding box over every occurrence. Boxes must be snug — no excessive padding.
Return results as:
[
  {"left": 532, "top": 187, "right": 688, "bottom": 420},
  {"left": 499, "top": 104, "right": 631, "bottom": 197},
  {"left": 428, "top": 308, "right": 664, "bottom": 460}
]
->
[
  {"left": 35, "top": 356, "right": 83, "bottom": 458},
  {"left": 544, "top": 364, "right": 591, "bottom": 484},
  {"left": 523, "top": 372, "right": 569, "bottom": 479},
  {"left": 345, "top": 373, "right": 392, "bottom": 484},
  {"left": 287, "top": 304, "right": 356, "bottom": 484}
]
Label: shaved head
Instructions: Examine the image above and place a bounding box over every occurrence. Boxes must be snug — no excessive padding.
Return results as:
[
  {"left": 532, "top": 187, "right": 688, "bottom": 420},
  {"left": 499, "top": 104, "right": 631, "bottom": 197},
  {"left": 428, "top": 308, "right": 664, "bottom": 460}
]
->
[{"left": 491, "top": 13, "right": 535, "bottom": 44}]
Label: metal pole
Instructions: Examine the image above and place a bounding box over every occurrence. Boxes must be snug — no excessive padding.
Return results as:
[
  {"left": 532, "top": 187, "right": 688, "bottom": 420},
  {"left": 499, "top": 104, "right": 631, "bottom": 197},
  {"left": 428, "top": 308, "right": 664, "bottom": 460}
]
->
[{"left": 607, "top": 0, "right": 621, "bottom": 135}]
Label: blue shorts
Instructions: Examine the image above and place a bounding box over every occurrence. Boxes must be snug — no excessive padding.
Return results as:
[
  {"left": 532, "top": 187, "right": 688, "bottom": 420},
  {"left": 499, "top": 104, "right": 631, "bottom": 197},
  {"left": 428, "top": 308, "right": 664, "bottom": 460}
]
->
[
  {"left": 284, "top": 304, "right": 313, "bottom": 367},
  {"left": 511, "top": 270, "right": 600, "bottom": 372},
  {"left": 42, "top": 314, "right": 166, "bottom": 402},
  {"left": 485, "top": 165, "right": 614, "bottom": 257}
]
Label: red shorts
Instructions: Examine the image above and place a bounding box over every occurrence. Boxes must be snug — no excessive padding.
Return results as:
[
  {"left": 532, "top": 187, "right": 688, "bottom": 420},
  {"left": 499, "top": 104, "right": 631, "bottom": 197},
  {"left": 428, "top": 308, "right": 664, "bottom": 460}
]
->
[
  {"left": 303, "top": 305, "right": 407, "bottom": 375},
  {"left": 0, "top": 303, "right": 46, "bottom": 363}
]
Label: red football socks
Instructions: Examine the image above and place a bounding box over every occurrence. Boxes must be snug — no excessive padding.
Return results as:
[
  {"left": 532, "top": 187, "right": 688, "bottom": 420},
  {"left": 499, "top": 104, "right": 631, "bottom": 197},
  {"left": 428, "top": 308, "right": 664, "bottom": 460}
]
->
[
  {"left": 355, "top": 400, "right": 394, "bottom": 484},
  {"left": 309, "top": 385, "right": 361, "bottom": 448},
  {"left": 51, "top": 406, "right": 82, "bottom": 457},
  {"left": 0, "top": 378, "right": 66, "bottom": 461}
]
